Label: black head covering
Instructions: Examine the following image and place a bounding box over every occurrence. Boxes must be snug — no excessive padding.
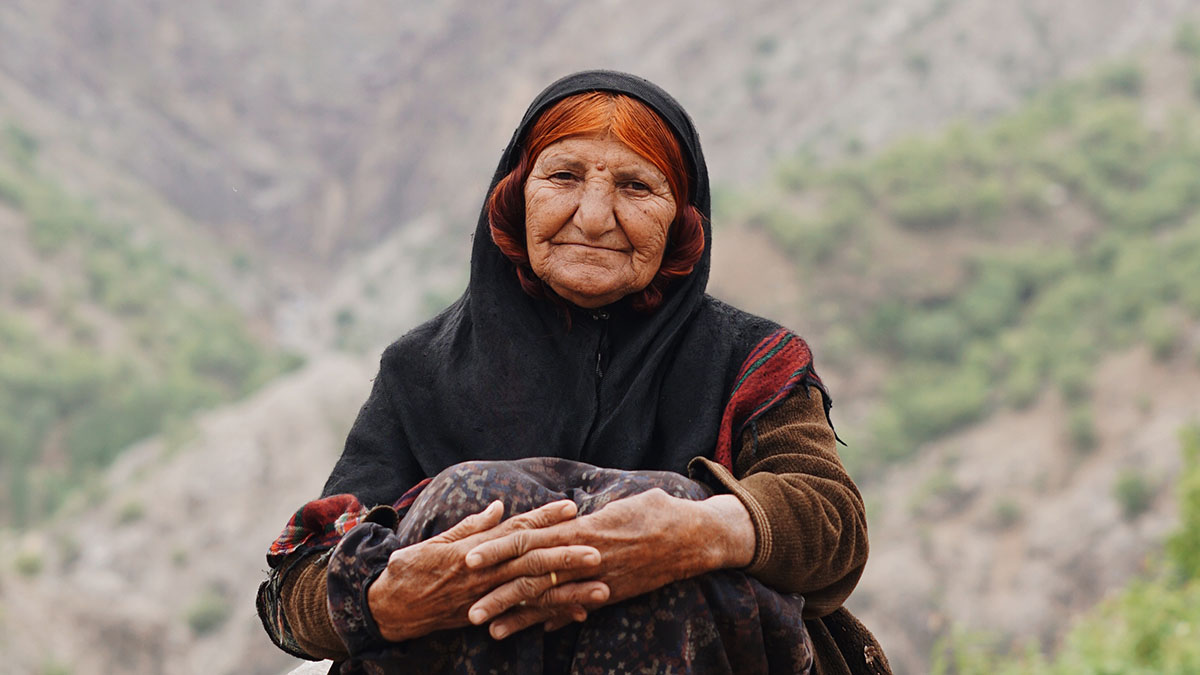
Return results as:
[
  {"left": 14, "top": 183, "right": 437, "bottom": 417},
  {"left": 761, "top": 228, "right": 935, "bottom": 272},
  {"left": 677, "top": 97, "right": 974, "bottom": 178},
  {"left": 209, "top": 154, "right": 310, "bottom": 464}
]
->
[{"left": 324, "top": 71, "right": 780, "bottom": 504}]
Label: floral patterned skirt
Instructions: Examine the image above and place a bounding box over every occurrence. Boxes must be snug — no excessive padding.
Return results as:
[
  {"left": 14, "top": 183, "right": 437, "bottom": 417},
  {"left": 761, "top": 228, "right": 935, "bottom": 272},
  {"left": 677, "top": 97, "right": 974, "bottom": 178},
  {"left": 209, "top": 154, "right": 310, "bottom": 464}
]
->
[{"left": 326, "top": 457, "right": 813, "bottom": 675}]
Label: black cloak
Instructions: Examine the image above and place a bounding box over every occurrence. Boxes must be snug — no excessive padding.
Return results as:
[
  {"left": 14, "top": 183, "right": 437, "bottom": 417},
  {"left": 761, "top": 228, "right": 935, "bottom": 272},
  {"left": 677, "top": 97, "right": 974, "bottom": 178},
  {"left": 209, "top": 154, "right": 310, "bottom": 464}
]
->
[{"left": 322, "top": 70, "right": 792, "bottom": 505}]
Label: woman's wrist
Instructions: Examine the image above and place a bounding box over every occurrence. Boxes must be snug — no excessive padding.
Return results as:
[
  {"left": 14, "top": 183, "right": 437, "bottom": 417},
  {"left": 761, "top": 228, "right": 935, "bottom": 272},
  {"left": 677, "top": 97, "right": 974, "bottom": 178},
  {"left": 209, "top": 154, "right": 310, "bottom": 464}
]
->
[{"left": 698, "top": 494, "right": 756, "bottom": 570}]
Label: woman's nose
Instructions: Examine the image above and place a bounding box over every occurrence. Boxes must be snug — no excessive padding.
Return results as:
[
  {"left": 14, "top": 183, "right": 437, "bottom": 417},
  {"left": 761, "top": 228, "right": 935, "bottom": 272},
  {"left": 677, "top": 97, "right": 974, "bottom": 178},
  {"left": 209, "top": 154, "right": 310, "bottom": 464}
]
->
[{"left": 574, "top": 178, "right": 617, "bottom": 237}]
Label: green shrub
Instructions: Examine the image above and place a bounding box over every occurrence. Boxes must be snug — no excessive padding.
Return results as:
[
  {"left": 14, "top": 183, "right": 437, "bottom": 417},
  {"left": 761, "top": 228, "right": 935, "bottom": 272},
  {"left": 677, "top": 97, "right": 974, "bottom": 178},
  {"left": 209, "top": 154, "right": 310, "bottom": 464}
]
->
[
  {"left": 1067, "top": 404, "right": 1098, "bottom": 453},
  {"left": 1114, "top": 469, "right": 1156, "bottom": 521},
  {"left": 15, "top": 549, "right": 43, "bottom": 577},
  {"left": 1097, "top": 61, "right": 1144, "bottom": 97},
  {"left": 11, "top": 276, "right": 45, "bottom": 306},
  {"left": 183, "top": 586, "right": 230, "bottom": 634},
  {"left": 992, "top": 498, "right": 1022, "bottom": 529},
  {"left": 891, "top": 184, "right": 962, "bottom": 230},
  {"left": 3, "top": 123, "right": 38, "bottom": 167},
  {"left": 117, "top": 500, "right": 146, "bottom": 525},
  {"left": 897, "top": 310, "right": 968, "bottom": 362},
  {"left": 1003, "top": 357, "right": 1042, "bottom": 409},
  {"left": 185, "top": 589, "right": 232, "bottom": 636},
  {"left": 1053, "top": 359, "right": 1092, "bottom": 405},
  {"left": 957, "top": 266, "right": 1023, "bottom": 336},
  {"left": 1143, "top": 309, "right": 1182, "bottom": 361},
  {"left": 886, "top": 364, "right": 991, "bottom": 443},
  {"left": 1168, "top": 426, "right": 1200, "bottom": 580},
  {"left": 908, "top": 468, "right": 965, "bottom": 517},
  {"left": 1177, "top": 21, "right": 1200, "bottom": 59},
  {"left": 39, "top": 660, "right": 71, "bottom": 675}
]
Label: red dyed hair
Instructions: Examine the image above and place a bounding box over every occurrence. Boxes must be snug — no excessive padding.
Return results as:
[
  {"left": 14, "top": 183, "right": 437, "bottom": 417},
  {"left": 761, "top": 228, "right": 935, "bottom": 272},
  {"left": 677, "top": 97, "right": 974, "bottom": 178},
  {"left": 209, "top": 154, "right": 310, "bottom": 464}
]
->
[{"left": 488, "top": 92, "right": 705, "bottom": 313}]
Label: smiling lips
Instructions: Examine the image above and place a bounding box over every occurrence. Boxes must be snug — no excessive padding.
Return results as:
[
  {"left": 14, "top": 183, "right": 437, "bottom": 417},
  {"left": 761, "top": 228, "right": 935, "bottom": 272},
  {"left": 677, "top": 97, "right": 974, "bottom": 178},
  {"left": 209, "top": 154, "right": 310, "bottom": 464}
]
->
[{"left": 553, "top": 242, "right": 632, "bottom": 254}]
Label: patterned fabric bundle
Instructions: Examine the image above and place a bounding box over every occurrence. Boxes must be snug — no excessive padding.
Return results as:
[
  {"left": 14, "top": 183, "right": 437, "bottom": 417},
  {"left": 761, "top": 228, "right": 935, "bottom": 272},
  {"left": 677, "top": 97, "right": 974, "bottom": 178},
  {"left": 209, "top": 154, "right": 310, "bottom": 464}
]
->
[{"left": 324, "top": 457, "right": 813, "bottom": 674}]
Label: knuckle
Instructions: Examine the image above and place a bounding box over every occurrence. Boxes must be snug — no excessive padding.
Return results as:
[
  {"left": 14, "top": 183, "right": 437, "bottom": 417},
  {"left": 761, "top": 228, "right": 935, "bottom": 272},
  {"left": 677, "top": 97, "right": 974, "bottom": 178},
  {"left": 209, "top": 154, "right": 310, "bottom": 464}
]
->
[
  {"left": 517, "top": 548, "right": 547, "bottom": 575},
  {"left": 507, "top": 514, "right": 533, "bottom": 530},
  {"left": 511, "top": 530, "right": 532, "bottom": 554},
  {"left": 517, "top": 576, "right": 542, "bottom": 597},
  {"left": 544, "top": 586, "right": 569, "bottom": 605}
]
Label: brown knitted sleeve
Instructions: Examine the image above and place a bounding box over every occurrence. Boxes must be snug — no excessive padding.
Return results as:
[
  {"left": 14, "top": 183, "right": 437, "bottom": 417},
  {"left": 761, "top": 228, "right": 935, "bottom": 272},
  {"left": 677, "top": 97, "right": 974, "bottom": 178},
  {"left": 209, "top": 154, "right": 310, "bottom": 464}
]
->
[
  {"left": 689, "top": 385, "right": 868, "bottom": 618},
  {"left": 280, "top": 553, "right": 350, "bottom": 661}
]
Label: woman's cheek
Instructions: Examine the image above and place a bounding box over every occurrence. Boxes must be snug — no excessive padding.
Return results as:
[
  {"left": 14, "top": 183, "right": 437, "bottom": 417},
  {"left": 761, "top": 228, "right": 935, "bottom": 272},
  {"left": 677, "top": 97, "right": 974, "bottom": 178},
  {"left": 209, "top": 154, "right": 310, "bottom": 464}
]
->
[{"left": 526, "top": 189, "right": 575, "bottom": 243}]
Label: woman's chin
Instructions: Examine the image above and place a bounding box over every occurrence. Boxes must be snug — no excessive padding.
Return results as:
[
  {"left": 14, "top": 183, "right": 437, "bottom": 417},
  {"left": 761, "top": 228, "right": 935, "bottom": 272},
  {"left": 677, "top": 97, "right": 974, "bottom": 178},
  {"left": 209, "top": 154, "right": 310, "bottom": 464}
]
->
[
  {"left": 538, "top": 266, "right": 638, "bottom": 309},
  {"left": 548, "top": 280, "right": 630, "bottom": 309}
]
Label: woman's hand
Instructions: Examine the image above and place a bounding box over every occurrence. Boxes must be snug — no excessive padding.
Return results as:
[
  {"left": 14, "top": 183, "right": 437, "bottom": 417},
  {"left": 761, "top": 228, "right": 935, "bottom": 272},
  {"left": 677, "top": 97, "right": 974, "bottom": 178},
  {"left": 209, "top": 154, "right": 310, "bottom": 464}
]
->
[
  {"left": 463, "top": 489, "right": 755, "bottom": 639},
  {"left": 367, "top": 499, "right": 610, "bottom": 642}
]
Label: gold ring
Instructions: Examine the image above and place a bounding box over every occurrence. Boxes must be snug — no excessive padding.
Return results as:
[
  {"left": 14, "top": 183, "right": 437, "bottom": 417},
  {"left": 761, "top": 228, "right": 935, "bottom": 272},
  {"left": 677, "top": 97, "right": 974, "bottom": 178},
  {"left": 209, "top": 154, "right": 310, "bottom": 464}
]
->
[{"left": 549, "top": 571, "right": 558, "bottom": 586}]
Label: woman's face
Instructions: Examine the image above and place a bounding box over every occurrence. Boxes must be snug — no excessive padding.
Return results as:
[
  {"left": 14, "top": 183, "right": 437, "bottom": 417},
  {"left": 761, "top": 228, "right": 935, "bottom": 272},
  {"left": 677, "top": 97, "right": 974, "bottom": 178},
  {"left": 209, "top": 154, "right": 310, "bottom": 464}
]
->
[{"left": 524, "top": 133, "right": 677, "bottom": 309}]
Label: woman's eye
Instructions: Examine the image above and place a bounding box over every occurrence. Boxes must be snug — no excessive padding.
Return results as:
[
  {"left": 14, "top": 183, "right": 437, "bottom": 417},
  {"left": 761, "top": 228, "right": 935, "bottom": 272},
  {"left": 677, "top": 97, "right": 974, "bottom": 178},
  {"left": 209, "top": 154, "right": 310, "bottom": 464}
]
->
[
  {"left": 624, "top": 181, "right": 651, "bottom": 193},
  {"left": 550, "top": 171, "right": 577, "bottom": 182}
]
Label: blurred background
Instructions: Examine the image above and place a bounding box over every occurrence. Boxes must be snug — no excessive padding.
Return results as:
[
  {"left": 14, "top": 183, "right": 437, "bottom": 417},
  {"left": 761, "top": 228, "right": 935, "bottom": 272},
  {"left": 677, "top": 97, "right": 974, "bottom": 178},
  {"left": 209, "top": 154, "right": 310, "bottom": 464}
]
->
[{"left": 2, "top": 0, "right": 1200, "bottom": 673}]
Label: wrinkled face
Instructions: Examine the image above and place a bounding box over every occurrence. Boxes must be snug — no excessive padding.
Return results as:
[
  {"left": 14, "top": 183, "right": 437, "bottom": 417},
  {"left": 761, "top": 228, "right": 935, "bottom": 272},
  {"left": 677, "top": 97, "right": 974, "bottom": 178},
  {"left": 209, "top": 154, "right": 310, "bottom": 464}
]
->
[{"left": 524, "top": 133, "right": 677, "bottom": 308}]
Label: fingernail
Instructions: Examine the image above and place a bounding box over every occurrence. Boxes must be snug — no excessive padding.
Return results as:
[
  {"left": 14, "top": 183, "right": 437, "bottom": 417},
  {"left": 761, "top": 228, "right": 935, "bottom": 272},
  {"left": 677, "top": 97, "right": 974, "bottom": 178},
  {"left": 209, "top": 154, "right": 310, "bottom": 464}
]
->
[
  {"left": 493, "top": 625, "right": 509, "bottom": 640},
  {"left": 560, "top": 502, "right": 575, "bottom": 515},
  {"left": 469, "top": 608, "right": 487, "bottom": 624},
  {"left": 590, "top": 588, "right": 607, "bottom": 602},
  {"left": 465, "top": 553, "right": 482, "bottom": 567},
  {"left": 583, "top": 552, "right": 600, "bottom": 565}
]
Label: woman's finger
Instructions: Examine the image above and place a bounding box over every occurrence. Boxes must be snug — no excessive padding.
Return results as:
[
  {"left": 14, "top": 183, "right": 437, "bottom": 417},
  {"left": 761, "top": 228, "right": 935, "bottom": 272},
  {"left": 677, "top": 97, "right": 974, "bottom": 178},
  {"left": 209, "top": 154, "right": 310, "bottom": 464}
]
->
[
  {"left": 538, "top": 580, "right": 609, "bottom": 609},
  {"left": 434, "top": 500, "right": 504, "bottom": 543},
  {"left": 468, "top": 576, "right": 608, "bottom": 626},
  {"left": 487, "top": 605, "right": 559, "bottom": 640},
  {"left": 491, "top": 499, "right": 577, "bottom": 536},
  {"left": 494, "top": 544, "right": 601, "bottom": 579},
  {"left": 544, "top": 606, "right": 588, "bottom": 632},
  {"left": 464, "top": 501, "right": 578, "bottom": 567}
]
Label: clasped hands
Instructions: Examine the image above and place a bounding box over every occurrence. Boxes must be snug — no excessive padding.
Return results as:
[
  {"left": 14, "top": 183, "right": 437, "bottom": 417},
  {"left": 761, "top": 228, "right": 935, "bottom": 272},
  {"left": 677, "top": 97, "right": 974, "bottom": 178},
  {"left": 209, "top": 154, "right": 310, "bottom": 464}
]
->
[{"left": 366, "top": 488, "right": 754, "bottom": 643}]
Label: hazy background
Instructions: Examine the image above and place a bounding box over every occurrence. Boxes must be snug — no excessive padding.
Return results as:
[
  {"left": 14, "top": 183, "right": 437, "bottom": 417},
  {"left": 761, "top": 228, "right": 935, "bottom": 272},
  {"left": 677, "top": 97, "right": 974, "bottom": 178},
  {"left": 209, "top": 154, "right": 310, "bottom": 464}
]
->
[{"left": 2, "top": 1, "right": 1200, "bottom": 673}]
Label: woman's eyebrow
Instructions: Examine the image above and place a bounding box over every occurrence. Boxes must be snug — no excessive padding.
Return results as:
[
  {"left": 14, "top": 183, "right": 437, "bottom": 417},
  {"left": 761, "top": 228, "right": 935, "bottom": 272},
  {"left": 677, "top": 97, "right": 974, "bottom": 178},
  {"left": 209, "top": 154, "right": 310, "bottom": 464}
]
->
[
  {"left": 612, "top": 166, "right": 666, "bottom": 183},
  {"left": 540, "top": 155, "right": 587, "bottom": 172}
]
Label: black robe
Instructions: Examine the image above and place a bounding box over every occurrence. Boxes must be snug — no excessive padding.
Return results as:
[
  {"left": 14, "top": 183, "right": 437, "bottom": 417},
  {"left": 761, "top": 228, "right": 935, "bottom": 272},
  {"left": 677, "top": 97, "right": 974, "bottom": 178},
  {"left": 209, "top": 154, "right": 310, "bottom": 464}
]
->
[{"left": 322, "top": 70, "right": 789, "bottom": 505}]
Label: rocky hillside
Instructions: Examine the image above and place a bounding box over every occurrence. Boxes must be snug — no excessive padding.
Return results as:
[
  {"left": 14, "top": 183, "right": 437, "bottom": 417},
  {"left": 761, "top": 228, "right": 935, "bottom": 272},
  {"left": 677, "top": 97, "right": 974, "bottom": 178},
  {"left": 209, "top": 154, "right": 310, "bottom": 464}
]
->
[
  {"left": 2, "top": 1, "right": 1200, "bottom": 674},
  {"left": 714, "top": 37, "right": 1200, "bottom": 670}
]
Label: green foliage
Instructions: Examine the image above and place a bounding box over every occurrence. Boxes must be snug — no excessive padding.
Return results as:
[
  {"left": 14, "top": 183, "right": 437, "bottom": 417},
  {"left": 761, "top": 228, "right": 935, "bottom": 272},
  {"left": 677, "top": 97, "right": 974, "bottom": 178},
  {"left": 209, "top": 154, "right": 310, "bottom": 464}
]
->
[
  {"left": 2, "top": 123, "right": 38, "bottom": 168},
  {"left": 992, "top": 498, "right": 1022, "bottom": 529},
  {"left": 1176, "top": 21, "right": 1200, "bottom": 59},
  {"left": 1067, "top": 404, "right": 1098, "bottom": 453},
  {"left": 932, "top": 427, "right": 1200, "bottom": 673},
  {"left": 908, "top": 468, "right": 967, "bottom": 517},
  {"left": 0, "top": 124, "right": 302, "bottom": 526},
  {"left": 1114, "top": 469, "right": 1156, "bottom": 521},
  {"left": 1096, "top": 61, "right": 1144, "bottom": 97},
  {"left": 185, "top": 589, "right": 232, "bottom": 636},
  {"left": 1143, "top": 309, "right": 1183, "bottom": 361},
  {"left": 1168, "top": 426, "right": 1200, "bottom": 580},
  {"left": 117, "top": 499, "right": 146, "bottom": 525},
  {"left": 40, "top": 660, "right": 72, "bottom": 675},
  {"left": 738, "top": 47, "right": 1200, "bottom": 473},
  {"left": 14, "top": 549, "right": 43, "bottom": 577}
]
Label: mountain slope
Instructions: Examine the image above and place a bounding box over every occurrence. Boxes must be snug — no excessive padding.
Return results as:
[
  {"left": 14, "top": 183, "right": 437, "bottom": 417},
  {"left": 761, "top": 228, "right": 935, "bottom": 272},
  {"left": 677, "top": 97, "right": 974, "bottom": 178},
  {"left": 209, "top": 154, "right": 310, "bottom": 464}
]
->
[{"left": 3, "top": 2, "right": 1200, "bottom": 674}]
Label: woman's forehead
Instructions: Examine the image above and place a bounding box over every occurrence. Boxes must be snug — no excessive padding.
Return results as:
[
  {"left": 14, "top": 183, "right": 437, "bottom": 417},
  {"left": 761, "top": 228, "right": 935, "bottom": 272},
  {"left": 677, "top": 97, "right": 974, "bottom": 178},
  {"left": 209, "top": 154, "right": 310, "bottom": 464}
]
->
[{"left": 537, "top": 134, "right": 665, "bottom": 174}]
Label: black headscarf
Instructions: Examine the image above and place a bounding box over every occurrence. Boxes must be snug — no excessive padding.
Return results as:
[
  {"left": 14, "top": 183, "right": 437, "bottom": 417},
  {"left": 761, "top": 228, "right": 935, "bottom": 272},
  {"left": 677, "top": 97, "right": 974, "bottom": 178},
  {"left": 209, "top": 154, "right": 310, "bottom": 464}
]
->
[{"left": 323, "top": 71, "right": 781, "bottom": 505}]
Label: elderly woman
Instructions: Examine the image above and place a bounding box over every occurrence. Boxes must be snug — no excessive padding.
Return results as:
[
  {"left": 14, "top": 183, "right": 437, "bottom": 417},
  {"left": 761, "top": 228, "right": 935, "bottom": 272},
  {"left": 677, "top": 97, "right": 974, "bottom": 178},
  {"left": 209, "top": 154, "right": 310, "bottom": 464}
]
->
[{"left": 258, "top": 71, "right": 890, "bottom": 675}]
